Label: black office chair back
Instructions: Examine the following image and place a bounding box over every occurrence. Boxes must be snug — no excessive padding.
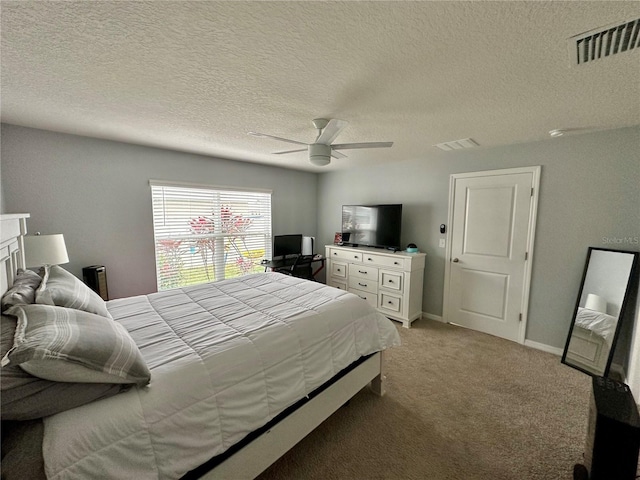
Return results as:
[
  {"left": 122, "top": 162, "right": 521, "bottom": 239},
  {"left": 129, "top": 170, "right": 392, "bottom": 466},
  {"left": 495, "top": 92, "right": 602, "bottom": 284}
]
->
[{"left": 286, "top": 254, "right": 315, "bottom": 281}]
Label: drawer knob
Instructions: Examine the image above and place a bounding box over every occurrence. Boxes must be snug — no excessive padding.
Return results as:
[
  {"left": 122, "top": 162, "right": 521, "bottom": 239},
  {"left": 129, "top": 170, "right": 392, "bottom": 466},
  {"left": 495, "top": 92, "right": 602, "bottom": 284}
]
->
[
  {"left": 333, "top": 252, "right": 337, "bottom": 255},
  {"left": 359, "top": 270, "right": 367, "bottom": 274},
  {"left": 388, "top": 279, "right": 393, "bottom": 283},
  {"left": 388, "top": 301, "right": 393, "bottom": 304},
  {"left": 367, "top": 257, "right": 372, "bottom": 261},
  {"left": 394, "top": 261, "right": 399, "bottom": 265}
]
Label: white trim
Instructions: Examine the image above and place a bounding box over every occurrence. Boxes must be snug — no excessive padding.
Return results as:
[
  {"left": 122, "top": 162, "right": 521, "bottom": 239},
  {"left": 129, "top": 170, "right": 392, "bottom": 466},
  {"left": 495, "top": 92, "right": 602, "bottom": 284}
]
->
[
  {"left": 442, "top": 166, "right": 541, "bottom": 345},
  {"left": 149, "top": 179, "right": 273, "bottom": 194},
  {"left": 422, "top": 312, "right": 445, "bottom": 323},
  {"left": 524, "top": 339, "right": 563, "bottom": 356},
  {"left": 442, "top": 175, "right": 456, "bottom": 325},
  {"left": 519, "top": 166, "right": 541, "bottom": 344}
]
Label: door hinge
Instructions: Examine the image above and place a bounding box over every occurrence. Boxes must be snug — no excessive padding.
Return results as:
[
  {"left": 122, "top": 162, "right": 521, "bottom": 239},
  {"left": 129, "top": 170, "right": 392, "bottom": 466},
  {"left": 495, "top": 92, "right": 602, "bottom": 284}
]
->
[
  {"left": 519, "top": 313, "right": 523, "bottom": 322},
  {"left": 525, "top": 252, "right": 528, "bottom": 261},
  {"left": 531, "top": 187, "right": 534, "bottom": 197}
]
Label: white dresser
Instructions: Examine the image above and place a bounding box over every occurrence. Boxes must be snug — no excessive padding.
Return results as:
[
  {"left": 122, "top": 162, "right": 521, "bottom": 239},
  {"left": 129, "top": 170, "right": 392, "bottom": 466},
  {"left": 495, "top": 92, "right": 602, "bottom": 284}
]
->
[{"left": 325, "top": 244, "right": 426, "bottom": 328}]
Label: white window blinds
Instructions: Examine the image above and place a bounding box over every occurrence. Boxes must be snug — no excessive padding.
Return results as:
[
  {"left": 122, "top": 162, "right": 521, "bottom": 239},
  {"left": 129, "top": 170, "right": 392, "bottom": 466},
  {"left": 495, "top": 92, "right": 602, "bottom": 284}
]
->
[{"left": 150, "top": 181, "right": 272, "bottom": 291}]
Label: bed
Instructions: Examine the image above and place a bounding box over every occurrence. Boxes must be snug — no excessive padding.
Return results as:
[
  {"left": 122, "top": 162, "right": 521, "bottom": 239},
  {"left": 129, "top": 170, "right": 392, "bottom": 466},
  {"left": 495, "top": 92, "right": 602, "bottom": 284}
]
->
[
  {"left": 565, "top": 306, "right": 617, "bottom": 374},
  {"left": 0, "top": 213, "right": 401, "bottom": 479}
]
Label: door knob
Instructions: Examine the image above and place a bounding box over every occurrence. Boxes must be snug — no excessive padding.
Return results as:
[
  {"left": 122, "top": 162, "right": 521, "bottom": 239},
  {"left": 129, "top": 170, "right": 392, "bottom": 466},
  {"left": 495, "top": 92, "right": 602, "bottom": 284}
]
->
[{"left": 452, "top": 258, "right": 459, "bottom": 263}]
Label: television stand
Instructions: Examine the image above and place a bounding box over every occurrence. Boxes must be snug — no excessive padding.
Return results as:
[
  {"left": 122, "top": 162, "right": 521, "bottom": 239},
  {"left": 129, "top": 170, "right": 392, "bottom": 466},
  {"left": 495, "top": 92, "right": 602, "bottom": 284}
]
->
[
  {"left": 579, "top": 376, "right": 640, "bottom": 480},
  {"left": 325, "top": 244, "right": 426, "bottom": 328}
]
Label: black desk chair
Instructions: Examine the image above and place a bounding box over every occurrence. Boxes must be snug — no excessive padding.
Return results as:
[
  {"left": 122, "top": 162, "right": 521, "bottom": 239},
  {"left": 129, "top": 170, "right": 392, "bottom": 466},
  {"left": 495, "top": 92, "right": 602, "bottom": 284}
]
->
[{"left": 282, "top": 254, "right": 316, "bottom": 281}]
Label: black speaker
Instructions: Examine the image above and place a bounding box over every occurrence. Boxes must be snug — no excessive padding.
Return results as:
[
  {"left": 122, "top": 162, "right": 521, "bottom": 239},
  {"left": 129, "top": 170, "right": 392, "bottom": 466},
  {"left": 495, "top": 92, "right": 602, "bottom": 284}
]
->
[
  {"left": 580, "top": 376, "right": 640, "bottom": 480},
  {"left": 82, "top": 265, "right": 109, "bottom": 301}
]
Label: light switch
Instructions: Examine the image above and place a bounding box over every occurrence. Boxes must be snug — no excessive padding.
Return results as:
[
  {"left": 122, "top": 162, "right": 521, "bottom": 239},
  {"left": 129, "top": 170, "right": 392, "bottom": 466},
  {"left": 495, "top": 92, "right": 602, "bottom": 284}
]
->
[{"left": 439, "top": 238, "right": 446, "bottom": 248}]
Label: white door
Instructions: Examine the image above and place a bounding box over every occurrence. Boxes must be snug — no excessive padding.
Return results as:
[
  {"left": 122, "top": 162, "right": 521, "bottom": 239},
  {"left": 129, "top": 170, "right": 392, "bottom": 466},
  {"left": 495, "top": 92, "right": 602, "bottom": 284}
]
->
[{"left": 444, "top": 167, "right": 540, "bottom": 343}]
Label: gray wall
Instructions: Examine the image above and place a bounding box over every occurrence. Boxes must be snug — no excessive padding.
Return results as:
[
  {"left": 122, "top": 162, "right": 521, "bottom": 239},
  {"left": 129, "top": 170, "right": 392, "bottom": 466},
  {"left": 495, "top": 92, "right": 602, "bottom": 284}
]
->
[
  {"left": 2, "top": 123, "right": 639, "bottom": 353},
  {"left": 1, "top": 124, "right": 318, "bottom": 299},
  {"left": 317, "top": 126, "right": 640, "bottom": 349}
]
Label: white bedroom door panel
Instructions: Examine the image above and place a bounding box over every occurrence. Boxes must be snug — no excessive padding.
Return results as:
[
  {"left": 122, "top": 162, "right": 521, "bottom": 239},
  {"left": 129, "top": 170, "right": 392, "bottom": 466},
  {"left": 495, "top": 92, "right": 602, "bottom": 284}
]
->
[{"left": 446, "top": 168, "right": 538, "bottom": 343}]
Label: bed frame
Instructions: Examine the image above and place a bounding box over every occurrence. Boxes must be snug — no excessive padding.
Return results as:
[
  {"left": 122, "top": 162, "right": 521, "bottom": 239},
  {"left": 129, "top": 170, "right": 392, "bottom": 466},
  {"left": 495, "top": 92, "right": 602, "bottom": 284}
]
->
[
  {"left": 0, "top": 213, "right": 387, "bottom": 480},
  {"left": 566, "top": 325, "right": 608, "bottom": 374},
  {"left": 0, "top": 213, "right": 29, "bottom": 295}
]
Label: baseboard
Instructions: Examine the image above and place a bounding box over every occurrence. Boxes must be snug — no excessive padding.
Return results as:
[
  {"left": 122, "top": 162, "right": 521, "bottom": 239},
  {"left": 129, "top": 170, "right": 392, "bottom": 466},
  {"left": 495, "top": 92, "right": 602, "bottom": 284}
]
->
[
  {"left": 424, "top": 320, "right": 566, "bottom": 356},
  {"left": 523, "top": 339, "right": 564, "bottom": 356},
  {"left": 422, "top": 312, "right": 445, "bottom": 323}
]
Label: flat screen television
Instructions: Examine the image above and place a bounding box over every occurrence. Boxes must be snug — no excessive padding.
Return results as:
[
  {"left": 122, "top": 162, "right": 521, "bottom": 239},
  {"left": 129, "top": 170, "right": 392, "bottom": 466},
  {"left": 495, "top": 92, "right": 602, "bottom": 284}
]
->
[
  {"left": 341, "top": 204, "right": 402, "bottom": 250},
  {"left": 273, "top": 234, "right": 302, "bottom": 259}
]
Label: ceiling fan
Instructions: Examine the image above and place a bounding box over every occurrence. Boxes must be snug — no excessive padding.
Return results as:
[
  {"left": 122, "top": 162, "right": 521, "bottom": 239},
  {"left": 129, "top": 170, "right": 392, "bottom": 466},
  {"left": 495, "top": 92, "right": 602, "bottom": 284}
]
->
[{"left": 248, "top": 118, "right": 393, "bottom": 167}]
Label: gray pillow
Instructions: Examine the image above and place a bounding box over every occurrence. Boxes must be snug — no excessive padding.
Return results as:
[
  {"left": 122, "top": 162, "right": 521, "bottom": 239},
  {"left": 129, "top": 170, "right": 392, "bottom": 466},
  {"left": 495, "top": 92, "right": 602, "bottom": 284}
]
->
[
  {"left": 1, "top": 269, "right": 42, "bottom": 312},
  {"left": 35, "top": 265, "right": 111, "bottom": 318},
  {"left": 0, "top": 315, "right": 124, "bottom": 421},
  {"left": 3, "top": 304, "right": 151, "bottom": 386}
]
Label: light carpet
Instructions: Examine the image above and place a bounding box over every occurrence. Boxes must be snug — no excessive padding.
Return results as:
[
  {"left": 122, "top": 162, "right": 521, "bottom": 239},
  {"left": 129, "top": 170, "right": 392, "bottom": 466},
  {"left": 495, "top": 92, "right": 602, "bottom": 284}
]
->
[{"left": 257, "top": 318, "right": 592, "bottom": 480}]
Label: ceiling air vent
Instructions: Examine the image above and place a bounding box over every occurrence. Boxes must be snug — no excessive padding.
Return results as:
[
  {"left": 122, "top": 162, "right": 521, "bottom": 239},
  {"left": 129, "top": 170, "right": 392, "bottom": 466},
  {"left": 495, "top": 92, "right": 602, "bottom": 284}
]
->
[
  {"left": 434, "top": 138, "right": 479, "bottom": 152},
  {"left": 570, "top": 18, "right": 640, "bottom": 65}
]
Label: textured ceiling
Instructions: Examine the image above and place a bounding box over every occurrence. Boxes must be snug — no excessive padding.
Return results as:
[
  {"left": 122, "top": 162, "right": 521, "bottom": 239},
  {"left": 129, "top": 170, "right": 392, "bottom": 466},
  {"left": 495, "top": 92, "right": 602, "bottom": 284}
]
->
[{"left": 1, "top": 1, "right": 639, "bottom": 172}]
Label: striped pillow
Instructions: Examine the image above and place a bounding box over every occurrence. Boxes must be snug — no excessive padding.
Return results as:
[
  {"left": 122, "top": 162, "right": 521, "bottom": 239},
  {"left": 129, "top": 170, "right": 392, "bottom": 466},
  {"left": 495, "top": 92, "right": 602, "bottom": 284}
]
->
[
  {"left": 2, "top": 304, "right": 150, "bottom": 386},
  {"left": 1, "top": 269, "right": 42, "bottom": 311},
  {"left": 36, "top": 265, "right": 111, "bottom": 318}
]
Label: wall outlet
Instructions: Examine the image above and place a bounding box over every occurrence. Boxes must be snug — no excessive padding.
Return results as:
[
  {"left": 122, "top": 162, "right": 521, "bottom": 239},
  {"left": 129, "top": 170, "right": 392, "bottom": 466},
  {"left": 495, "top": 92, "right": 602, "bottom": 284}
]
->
[{"left": 439, "top": 238, "right": 446, "bottom": 248}]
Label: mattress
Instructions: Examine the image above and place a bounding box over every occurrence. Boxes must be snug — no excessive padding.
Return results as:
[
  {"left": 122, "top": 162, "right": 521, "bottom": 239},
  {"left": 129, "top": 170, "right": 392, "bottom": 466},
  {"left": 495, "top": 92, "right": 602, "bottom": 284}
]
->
[
  {"left": 42, "top": 272, "right": 400, "bottom": 479},
  {"left": 574, "top": 306, "right": 617, "bottom": 345}
]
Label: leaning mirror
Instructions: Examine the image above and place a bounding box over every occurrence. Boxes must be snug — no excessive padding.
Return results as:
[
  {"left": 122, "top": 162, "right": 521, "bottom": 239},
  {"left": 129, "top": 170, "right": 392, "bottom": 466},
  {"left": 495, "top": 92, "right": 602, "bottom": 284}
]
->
[{"left": 561, "top": 247, "right": 639, "bottom": 377}]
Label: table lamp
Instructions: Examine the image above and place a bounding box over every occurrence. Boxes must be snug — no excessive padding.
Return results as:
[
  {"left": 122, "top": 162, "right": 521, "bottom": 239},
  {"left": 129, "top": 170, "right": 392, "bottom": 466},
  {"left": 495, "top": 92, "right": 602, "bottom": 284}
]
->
[
  {"left": 584, "top": 293, "right": 607, "bottom": 314},
  {"left": 24, "top": 233, "right": 69, "bottom": 267}
]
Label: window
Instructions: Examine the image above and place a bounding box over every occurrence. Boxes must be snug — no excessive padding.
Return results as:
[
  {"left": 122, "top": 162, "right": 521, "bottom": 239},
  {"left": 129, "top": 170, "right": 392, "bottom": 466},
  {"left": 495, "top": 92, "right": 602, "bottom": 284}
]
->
[{"left": 150, "top": 181, "right": 272, "bottom": 291}]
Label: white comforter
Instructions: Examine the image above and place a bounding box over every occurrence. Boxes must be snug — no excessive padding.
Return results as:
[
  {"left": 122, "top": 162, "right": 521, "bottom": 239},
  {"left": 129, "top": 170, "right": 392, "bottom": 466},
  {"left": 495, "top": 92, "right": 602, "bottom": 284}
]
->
[
  {"left": 574, "top": 306, "right": 617, "bottom": 345},
  {"left": 42, "top": 273, "right": 400, "bottom": 479}
]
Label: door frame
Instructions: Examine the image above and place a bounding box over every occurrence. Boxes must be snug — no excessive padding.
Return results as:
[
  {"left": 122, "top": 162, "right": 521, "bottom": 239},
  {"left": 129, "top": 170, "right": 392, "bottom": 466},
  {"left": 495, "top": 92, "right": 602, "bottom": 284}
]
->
[{"left": 442, "top": 166, "right": 541, "bottom": 344}]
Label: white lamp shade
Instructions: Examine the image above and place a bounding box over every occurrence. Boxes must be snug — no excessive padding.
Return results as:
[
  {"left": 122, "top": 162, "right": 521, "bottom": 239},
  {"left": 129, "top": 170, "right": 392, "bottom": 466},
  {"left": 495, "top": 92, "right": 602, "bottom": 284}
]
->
[
  {"left": 584, "top": 293, "right": 607, "bottom": 314},
  {"left": 24, "top": 234, "right": 69, "bottom": 267}
]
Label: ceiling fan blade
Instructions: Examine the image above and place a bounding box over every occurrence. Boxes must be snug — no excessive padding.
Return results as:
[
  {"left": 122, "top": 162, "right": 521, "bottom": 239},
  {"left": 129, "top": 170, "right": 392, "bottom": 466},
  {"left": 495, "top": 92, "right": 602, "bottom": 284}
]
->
[
  {"left": 248, "top": 132, "right": 308, "bottom": 146},
  {"left": 331, "top": 150, "right": 347, "bottom": 159},
  {"left": 332, "top": 142, "right": 393, "bottom": 150},
  {"left": 316, "top": 119, "right": 348, "bottom": 145},
  {"left": 273, "top": 148, "right": 307, "bottom": 155}
]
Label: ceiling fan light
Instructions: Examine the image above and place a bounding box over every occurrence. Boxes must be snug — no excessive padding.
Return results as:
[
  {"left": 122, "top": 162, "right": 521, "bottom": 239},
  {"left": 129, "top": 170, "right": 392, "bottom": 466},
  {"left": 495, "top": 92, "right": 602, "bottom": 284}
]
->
[
  {"left": 309, "top": 143, "right": 331, "bottom": 166},
  {"left": 309, "top": 155, "right": 331, "bottom": 166}
]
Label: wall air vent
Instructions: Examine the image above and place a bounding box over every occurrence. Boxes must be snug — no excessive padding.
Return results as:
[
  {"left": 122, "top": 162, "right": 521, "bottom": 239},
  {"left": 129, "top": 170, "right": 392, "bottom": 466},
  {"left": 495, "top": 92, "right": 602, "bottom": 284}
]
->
[
  {"left": 434, "top": 138, "right": 479, "bottom": 152},
  {"left": 571, "top": 18, "right": 640, "bottom": 65}
]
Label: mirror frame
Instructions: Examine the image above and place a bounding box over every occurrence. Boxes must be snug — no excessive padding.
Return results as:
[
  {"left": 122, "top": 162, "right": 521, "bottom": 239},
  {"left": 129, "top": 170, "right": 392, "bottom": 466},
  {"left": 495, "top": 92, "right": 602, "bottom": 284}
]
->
[{"left": 561, "top": 247, "right": 639, "bottom": 377}]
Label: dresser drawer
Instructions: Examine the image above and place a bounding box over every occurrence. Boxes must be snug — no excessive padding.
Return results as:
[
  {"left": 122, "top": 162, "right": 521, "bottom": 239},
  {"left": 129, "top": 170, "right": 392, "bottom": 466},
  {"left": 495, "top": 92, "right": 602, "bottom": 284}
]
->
[
  {"left": 325, "top": 243, "right": 425, "bottom": 328},
  {"left": 348, "top": 276, "right": 377, "bottom": 294},
  {"left": 329, "top": 279, "right": 347, "bottom": 291},
  {"left": 349, "top": 263, "right": 379, "bottom": 281},
  {"left": 380, "top": 270, "right": 403, "bottom": 292},
  {"left": 331, "top": 261, "right": 348, "bottom": 279},
  {"left": 362, "top": 253, "right": 406, "bottom": 270},
  {"left": 348, "top": 288, "right": 377, "bottom": 308},
  {"left": 329, "top": 248, "right": 363, "bottom": 263},
  {"left": 379, "top": 292, "right": 402, "bottom": 314}
]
